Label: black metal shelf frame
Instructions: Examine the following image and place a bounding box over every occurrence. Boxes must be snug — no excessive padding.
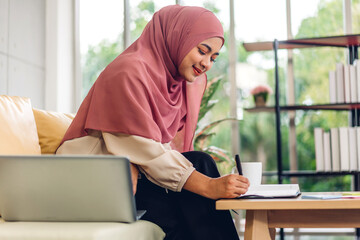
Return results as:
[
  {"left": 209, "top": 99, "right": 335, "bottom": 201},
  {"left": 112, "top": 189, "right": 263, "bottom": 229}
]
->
[
  {"left": 271, "top": 36, "right": 360, "bottom": 186},
  {"left": 244, "top": 34, "right": 360, "bottom": 240},
  {"left": 274, "top": 38, "right": 359, "bottom": 240}
]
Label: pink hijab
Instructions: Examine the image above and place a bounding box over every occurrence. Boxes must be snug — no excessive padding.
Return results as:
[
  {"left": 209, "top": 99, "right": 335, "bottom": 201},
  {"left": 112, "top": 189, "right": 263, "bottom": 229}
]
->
[{"left": 61, "top": 5, "right": 224, "bottom": 152}]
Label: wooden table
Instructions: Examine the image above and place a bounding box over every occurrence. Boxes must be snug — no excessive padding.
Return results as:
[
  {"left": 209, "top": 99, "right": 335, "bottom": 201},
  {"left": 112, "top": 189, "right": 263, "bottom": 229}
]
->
[{"left": 216, "top": 192, "right": 360, "bottom": 240}]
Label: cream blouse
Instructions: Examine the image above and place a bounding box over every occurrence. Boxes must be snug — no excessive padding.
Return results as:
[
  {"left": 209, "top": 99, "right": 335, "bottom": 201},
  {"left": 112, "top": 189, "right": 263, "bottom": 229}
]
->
[{"left": 56, "top": 131, "right": 195, "bottom": 192}]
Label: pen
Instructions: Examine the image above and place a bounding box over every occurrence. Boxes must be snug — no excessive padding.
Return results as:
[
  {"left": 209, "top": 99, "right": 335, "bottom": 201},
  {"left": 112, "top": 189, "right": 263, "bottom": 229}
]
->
[
  {"left": 231, "top": 209, "right": 239, "bottom": 215},
  {"left": 235, "top": 154, "right": 243, "bottom": 175}
]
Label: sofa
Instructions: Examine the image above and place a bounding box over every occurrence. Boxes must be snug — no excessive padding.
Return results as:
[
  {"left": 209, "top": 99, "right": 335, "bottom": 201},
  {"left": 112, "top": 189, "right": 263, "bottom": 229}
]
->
[{"left": 0, "top": 95, "right": 165, "bottom": 240}]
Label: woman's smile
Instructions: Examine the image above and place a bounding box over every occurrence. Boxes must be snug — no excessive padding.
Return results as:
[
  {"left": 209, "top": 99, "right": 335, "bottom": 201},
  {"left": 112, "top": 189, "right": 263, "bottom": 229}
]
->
[{"left": 193, "top": 65, "right": 203, "bottom": 76}]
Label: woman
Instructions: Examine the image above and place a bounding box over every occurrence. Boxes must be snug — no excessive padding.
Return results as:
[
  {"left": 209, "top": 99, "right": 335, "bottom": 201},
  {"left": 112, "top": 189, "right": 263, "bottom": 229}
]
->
[{"left": 57, "top": 5, "right": 249, "bottom": 240}]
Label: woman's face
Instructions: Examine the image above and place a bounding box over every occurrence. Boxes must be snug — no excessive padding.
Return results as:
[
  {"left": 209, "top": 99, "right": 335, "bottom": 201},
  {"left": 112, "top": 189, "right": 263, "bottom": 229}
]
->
[{"left": 178, "top": 37, "right": 223, "bottom": 82}]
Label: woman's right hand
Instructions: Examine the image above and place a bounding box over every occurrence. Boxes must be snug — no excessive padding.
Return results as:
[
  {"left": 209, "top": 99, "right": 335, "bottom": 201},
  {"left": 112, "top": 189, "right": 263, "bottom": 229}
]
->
[
  {"left": 207, "top": 174, "right": 250, "bottom": 199},
  {"left": 184, "top": 171, "right": 250, "bottom": 200}
]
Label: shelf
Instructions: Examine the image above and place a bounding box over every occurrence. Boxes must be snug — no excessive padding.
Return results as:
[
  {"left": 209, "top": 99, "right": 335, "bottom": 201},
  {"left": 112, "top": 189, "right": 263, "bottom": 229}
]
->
[
  {"left": 247, "top": 34, "right": 360, "bottom": 239},
  {"left": 245, "top": 34, "right": 360, "bottom": 201},
  {"left": 245, "top": 106, "right": 275, "bottom": 113},
  {"left": 243, "top": 34, "right": 360, "bottom": 52},
  {"left": 263, "top": 170, "right": 360, "bottom": 177},
  {"left": 245, "top": 103, "right": 360, "bottom": 113}
]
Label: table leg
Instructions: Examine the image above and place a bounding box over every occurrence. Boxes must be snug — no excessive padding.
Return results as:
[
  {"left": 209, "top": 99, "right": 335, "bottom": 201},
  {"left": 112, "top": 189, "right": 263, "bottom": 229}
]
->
[{"left": 244, "top": 210, "right": 275, "bottom": 240}]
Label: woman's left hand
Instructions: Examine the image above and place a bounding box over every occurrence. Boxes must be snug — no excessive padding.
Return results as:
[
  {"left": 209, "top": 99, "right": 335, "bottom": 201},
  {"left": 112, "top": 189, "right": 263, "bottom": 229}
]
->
[{"left": 130, "top": 163, "right": 139, "bottom": 195}]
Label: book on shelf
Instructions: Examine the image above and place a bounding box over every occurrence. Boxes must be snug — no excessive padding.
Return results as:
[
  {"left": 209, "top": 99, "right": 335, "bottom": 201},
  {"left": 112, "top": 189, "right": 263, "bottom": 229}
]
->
[
  {"left": 349, "top": 65, "right": 357, "bottom": 103},
  {"left": 238, "top": 184, "right": 301, "bottom": 199},
  {"left": 348, "top": 127, "right": 358, "bottom": 171},
  {"left": 314, "top": 128, "right": 324, "bottom": 171},
  {"left": 329, "top": 71, "right": 337, "bottom": 104},
  {"left": 354, "top": 60, "right": 360, "bottom": 102},
  {"left": 335, "top": 63, "right": 345, "bottom": 103},
  {"left": 323, "top": 132, "right": 332, "bottom": 171},
  {"left": 330, "top": 62, "right": 359, "bottom": 104},
  {"left": 339, "top": 127, "right": 350, "bottom": 171},
  {"left": 330, "top": 128, "right": 341, "bottom": 171},
  {"left": 356, "top": 61, "right": 360, "bottom": 103},
  {"left": 343, "top": 64, "right": 351, "bottom": 103}
]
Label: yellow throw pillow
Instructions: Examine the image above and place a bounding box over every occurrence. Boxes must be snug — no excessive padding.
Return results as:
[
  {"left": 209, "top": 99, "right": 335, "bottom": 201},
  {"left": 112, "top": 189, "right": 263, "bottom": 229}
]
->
[
  {"left": 0, "top": 95, "right": 41, "bottom": 154},
  {"left": 33, "top": 108, "right": 75, "bottom": 154}
]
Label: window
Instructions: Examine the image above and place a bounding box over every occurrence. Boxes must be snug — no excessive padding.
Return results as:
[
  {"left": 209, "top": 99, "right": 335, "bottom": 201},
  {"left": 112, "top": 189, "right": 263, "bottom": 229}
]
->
[
  {"left": 129, "top": 0, "right": 174, "bottom": 42},
  {"left": 79, "top": 0, "right": 124, "bottom": 98}
]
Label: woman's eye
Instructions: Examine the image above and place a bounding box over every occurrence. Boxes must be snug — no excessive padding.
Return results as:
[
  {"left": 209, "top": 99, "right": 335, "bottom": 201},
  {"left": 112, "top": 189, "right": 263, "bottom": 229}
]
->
[
  {"left": 211, "top": 58, "right": 216, "bottom": 63},
  {"left": 198, "top": 48, "right": 205, "bottom": 55}
]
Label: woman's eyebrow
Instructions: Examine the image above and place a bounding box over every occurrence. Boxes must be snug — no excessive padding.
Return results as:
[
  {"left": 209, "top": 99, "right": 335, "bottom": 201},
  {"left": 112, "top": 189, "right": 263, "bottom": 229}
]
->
[{"left": 200, "top": 43, "right": 219, "bottom": 55}]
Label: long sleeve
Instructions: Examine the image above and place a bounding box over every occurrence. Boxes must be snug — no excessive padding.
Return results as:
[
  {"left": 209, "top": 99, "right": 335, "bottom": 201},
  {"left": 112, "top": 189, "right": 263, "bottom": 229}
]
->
[
  {"left": 102, "top": 132, "right": 195, "bottom": 192},
  {"left": 57, "top": 131, "right": 195, "bottom": 192}
]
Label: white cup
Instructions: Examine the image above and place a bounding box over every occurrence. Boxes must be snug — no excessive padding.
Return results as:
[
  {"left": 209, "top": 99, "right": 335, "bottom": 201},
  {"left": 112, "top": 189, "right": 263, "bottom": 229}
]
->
[{"left": 241, "top": 162, "right": 262, "bottom": 187}]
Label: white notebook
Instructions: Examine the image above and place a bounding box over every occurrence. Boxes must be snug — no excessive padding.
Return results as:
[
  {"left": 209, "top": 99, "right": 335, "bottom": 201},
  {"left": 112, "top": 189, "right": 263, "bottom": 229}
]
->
[{"left": 238, "top": 184, "right": 301, "bottom": 199}]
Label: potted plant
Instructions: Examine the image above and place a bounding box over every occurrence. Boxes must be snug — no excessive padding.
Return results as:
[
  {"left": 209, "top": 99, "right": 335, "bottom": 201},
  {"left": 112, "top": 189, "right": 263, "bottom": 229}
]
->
[
  {"left": 194, "top": 76, "right": 237, "bottom": 173},
  {"left": 250, "top": 84, "right": 273, "bottom": 107}
]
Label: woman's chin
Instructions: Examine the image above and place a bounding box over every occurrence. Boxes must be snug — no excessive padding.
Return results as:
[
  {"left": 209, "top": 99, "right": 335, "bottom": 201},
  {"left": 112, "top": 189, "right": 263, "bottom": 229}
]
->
[{"left": 185, "top": 77, "right": 196, "bottom": 83}]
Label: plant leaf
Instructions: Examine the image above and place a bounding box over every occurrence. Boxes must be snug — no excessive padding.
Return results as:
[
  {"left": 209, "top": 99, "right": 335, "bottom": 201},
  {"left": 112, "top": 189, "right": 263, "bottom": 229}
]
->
[
  {"left": 204, "top": 146, "right": 232, "bottom": 163},
  {"left": 196, "top": 118, "right": 238, "bottom": 137},
  {"left": 198, "top": 77, "right": 222, "bottom": 122}
]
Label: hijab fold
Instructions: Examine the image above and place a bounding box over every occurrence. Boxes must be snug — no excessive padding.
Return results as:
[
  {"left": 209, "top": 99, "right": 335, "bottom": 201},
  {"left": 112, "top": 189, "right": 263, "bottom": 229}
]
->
[{"left": 61, "top": 5, "right": 224, "bottom": 152}]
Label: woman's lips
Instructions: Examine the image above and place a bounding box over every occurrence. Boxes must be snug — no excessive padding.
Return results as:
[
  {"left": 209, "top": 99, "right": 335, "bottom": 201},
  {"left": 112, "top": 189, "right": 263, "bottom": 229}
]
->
[{"left": 193, "top": 66, "right": 202, "bottom": 76}]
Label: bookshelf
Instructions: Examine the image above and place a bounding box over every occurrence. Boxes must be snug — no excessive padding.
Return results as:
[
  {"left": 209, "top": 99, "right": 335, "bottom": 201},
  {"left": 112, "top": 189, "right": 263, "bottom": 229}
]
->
[{"left": 244, "top": 34, "right": 360, "bottom": 239}]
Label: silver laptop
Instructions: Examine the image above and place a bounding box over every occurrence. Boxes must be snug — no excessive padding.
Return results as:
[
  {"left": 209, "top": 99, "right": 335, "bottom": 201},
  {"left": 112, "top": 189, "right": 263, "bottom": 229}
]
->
[{"left": 0, "top": 155, "right": 145, "bottom": 222}]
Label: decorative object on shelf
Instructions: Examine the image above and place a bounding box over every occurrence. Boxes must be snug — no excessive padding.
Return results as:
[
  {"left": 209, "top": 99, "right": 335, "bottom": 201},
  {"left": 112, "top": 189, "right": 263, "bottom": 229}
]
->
[{"left": 250, "top": 84, "right": 273, "bottom": 107}]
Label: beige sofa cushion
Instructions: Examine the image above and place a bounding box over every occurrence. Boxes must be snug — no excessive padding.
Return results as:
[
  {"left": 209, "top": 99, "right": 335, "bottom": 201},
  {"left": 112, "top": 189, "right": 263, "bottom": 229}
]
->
[
  {"left": 0, "top": 95, "right": 41, "bottom": 154},
  {"left": 33, "top": 108, "right": 74, "bottom": 154}
]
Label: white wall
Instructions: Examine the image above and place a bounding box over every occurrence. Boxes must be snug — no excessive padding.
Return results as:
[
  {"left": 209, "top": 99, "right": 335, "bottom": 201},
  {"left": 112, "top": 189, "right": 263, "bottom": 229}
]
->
[
  {"left": 0, "top": 0, "right": 45, "bottom": 109},
  {"left": 0, "top": 0, "right": 79, "bottom": 112},
  {"left": 0, "top": 0, "right": 9, "bottom": 93}
]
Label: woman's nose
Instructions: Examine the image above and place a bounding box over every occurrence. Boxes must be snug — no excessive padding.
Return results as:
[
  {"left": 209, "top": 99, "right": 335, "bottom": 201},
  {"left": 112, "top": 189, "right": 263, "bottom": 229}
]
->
[{"left": 200, "top": 57, "right": 211, "bottom": 71}]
